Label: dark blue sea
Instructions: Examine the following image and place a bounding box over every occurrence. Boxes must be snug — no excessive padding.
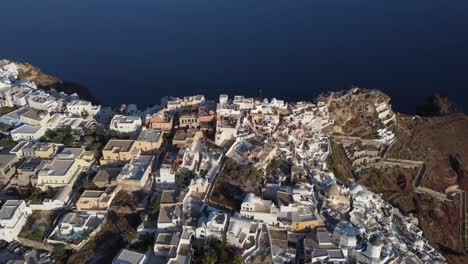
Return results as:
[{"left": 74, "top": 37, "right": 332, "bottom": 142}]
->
[{"left": 1, "top": 0, "right": 467, "bottom": 113}]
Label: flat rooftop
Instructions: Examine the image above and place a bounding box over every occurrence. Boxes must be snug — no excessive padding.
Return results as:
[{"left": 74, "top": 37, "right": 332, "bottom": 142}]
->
[
  {"left": 93, "top": 168, "right": 120, "bottom": 183},
  {"left": 57, "top": 148, "right": 83, "bottom": 159},
  {"left": 103, "top": 139, "right": 135, "bottom": 152},
  {"left": 116, "top": 155, "right": 153, "bottom": 181},
  {"left": 18, "top": 157, "right": 47, "bottom": 171},
  {"left": 137, "top": 129, "right": 162, "bottom": 142},
  {"left": 11, "top": 124, "right": 41, "bottom": 134},
  {"left": 0, "top": 200, "right": 22, "bottom": 220},
  {"left": 39, "top": 158, "right": 75, "bottom": 177},
  {"left": 160, "top": 190, "right": 184, "bottom": 204},
  {"left": 113, "top": 249, "right": 146, "bottom": 264},
  {"left": 156, "top": 232, "right": 181, "bottom": 246},
  {"left": 0, "top": 154, "right": 16, "bottom": 168},
  {"left": 81, "top": 190, "right": 104, "bottom": 198}
]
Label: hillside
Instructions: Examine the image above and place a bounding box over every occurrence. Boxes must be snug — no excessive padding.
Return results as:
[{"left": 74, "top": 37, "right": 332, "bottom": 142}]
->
[
  {"left": 388, "top": 113, "right": 468, "bottom": 192},
  {"left": 327, "top": 89, "right": 468, "bottom": 263},
  {"left": 387, "top": 113, "right": 468, "bottom": 263},
  {"left": 327, "top": 88, "right": 393, "bottom": 138}
]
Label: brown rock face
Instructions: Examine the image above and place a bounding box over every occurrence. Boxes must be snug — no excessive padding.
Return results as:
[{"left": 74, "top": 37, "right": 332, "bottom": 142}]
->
[
  {"left": 15, "top": 62, "right": 61, "bottom": 86},
  {"left": 14, "top": 61, "right": 98, "bottom": 104},
  {"left": 387, "top": 113, "right": 468, "bottom": 262},
  {"left": 327, "top": 88, "right": 392, "bottom": 138},
  {"left": 328, "top": 89, "right": 468, "bottom": 262},
  {"left": 389, "top": 113, "right": 468, "bottom": 192}
]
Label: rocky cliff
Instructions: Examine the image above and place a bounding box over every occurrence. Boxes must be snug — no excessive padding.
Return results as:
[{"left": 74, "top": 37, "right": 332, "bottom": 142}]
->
[
  {"left": 15, "top": 62, "right": 61, "bottom": 87},
  {"left": 327, "top": 88, "right": 393, "bottom": 138},
  {"left": 14, "top": 61, "right": 97, "bottom": 104},
  {"left": 328, "top": 88, "right": 468, "bottom": 263}
]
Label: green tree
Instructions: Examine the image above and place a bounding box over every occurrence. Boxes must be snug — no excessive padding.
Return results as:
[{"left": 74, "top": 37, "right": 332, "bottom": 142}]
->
[
  {"left": 53, "top": 244, "right": 70, "bottom": 263},
  {"left": 43, "top": 126, "right": 75, "bottom": 146},
  {"left": 149, "top": 198, "right": 161, "bottom": 216}
]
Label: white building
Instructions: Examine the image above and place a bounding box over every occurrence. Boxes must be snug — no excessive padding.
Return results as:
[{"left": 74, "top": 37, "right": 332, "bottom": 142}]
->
[
  {"left": 19, "top": 108, "right": 50, "bottom": 126},
  {"left": 188, "top": 176, "right": 208, "bottom": 196},
  {"left": 110, "top": 115, "right": 142, "bottom": 134},
  {"left": 116, "top": 155, "right": 153, "bottom": 190},
  {"left": 0, "top": 60, "right": 19, "bottom": 77},
  {"left": 181, "top": 149, "right": 199, "bottom": 171},
  {"left": 377, "top": 128, "right": 395, "bottom": 145},
  {"left": 0, "top": 109, "right": 22, "bottom": 126},
  {"left": 354, "top": 235, "right": 384, "bottom": 264},
  {"left": 233, "top": 95, "right": 254, "bottom": 110},
  {"left": 2, "top": 86, "right": 34, "bottom": 107},
  {"left": 240, "top": 193, "right": 278, "bottom": 225},
  {"left": 27, "top": 92, "right": 59, "bottom": 112},
  {"left": 374, "top": 101, "right": 396, "bottom": 126},
  {"left": 67, "top": 100, "right": 101, "bottom": 116},
  {"left": 157, "top": 164, "right": 176, "bottom": 184},
  {"left": 10, "top": 124, "right": 46, "bottom": 141},
  {"left": 332, "top": 221, "right": 358, "bottom": 248},
  {"left": 48, "top": 211, "right": 106, "bottom": 247},
  {"left": 0, "top": 107, "right": 30, "bottom": 126},
  {"left": 195, "top": 212, "right": 228, "bottom": 239},
  {"left": 215, "top": 115, "right": 240, "bottom": 146},
  {"left": 226, "top": 216, "right": 258, "bottom": 248},
  {"left": 217, "top": 95, "right": 241, "bottom": 117},
  {"left": 29, "top": 185, "right": 73, "bottom": 211},
  {"left": 49, "top": 112, "right": 93, "bottom": 131},
  {"left": 0, "top": 200, "right": 32, "bottom": 242},
  {"left": 166, "top": 95, "right": 205, "bottom": 110},
  {"left": 219, "top": 94, "right": 228, "bottom": 104},
  {"left": 113, "top": 249, "right": 147, "bottom": 264},
  {"left": 269, "top": 98, "right": 287, "bottom": 109},
  {"left": 154, "top": 231, "right": 181, "bottom": 258}
]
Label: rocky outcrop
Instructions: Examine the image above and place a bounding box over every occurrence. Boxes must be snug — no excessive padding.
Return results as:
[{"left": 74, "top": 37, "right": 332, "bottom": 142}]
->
[
  {"left": 328, "top": 89, "right": 468, "bottom": 262},
  {"left": 15, "top": 61, "right": 60, "bottom": 87},
  {"left": 327, "top": 88, "right": 394, "bottom": 138},
  {"left": 14, "top": 61, "right": 98, "bottom": 104}
]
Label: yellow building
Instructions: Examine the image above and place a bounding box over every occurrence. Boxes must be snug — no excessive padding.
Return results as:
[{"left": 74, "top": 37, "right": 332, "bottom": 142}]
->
[
  {"left": 34, "top": 143, "right": 57, "bottom": 159},
  {"left": 37, "top": 147, "right": 94, "bottom": 189},
  {"left": 289, "top": 207, "right": 324, "bottom": 232},
  {"left": 37, "top": 158, "right": 80, "bottom": 188},
  {"left": 100, "top": 140, "right": 136, "bottom": 166},
  {"left": 76, "top": 189, "right": 115, "bottom": 210},
  {"left": 134, "top": 130, "right": 164, "bottom": 154}
]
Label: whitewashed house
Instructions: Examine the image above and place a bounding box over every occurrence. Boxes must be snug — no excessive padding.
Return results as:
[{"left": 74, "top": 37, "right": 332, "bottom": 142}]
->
[
  {"left": 0, "top": 200, "right": 32, "bottom": 242},
  {"left": 113, "top": 249, "right": 147, "bottom": 264},
  {"left": 10, "top": 124, "right": 45, "bottom": 141},
  {"left": 226, "top": 216, "right": 259, "bottom": 248},
  {"left": 195, "top": 212, "right": 229, "bottom": 239},
  {"left": 157, "top": 164, "right": 176, "bottom": 184},
  {"left": 240, "top": 193, "right": 278, "bottom": 224},
  {"left": 116, "top": 155, "right": 153, "bottom": 190},
  {"left": 110, "top": 115, "right": 142, "bottom": 134},
  {"left": 66, "top": 100, "right": 101, "bottom": 116}
]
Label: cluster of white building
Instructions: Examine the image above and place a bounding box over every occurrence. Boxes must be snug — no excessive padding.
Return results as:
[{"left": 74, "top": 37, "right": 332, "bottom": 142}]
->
[
  {"left": 0, "top": 60, "right": 102, "bottom": 144},
  {"left": 313, "top": 170, "right": 446, "bottom": 264},
  {"left": 0, "top": 200, "right": 32, "bottom": 242},
  {"left": 0, "top": 74, "right": 448, "bottom": 264},
  {"left": 0, "top": 61, "right": 103, "bottom": 251},
  {"left": 195, "top": 93, "right": 445, "bottom": 263}
]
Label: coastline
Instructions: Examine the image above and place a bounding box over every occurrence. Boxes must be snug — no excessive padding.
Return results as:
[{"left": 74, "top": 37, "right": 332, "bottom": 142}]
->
[
  {"left": 1, "top": 59, "right": 467, "bottom": 263},
  {"left": 14, "top": 61, "right": 99, "bottom": 105},
  {"left": 13, "top": 60, "right": 466, "bottom": 117}
]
